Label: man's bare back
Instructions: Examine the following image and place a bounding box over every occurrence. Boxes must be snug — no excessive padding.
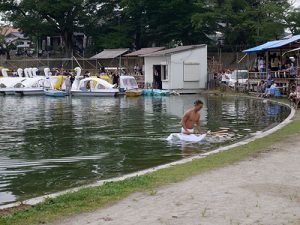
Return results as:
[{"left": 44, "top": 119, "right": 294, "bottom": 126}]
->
[{"left": 181, "top": 100, "right": 203, "bottom": 134}]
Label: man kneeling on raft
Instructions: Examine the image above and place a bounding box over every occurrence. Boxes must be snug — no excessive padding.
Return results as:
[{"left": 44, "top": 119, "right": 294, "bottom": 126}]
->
[{"left": 181, "top": 100, "right": 203, "bottom": 135}]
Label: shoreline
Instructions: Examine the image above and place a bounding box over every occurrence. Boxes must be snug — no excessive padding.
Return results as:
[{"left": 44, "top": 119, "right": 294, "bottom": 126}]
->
[
  {"left": 51, "top": 135, "right": 300, "bottom": 225},
  {"left": 0, "top": 96, "right": 297, "bottom": 225}
]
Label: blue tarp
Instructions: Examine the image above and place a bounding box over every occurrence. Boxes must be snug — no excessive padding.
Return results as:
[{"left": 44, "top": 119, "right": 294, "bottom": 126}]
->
[
  {"left": 268, "top": 34, "right": 300, "bottom": 49},
  {"left": 243, "top": 40, "right": 281, "bottom": 53},
  {"left": 243, "top": 35, "right": 300, "bottom": 53}
]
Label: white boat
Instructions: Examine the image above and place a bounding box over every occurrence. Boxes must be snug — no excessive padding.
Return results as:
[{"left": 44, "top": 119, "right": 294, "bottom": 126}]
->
[
  {"left": 44, "top": 89, "right": 66, "bottom": 97},
  {"left": 0, "top": 68, "right": 26, "bottom": 95},
  {"left": 14, "top": 68, "right": 46, "bottom": 96},
  {"left": 43, "top": 68, "right": 70, "bottom": 98},
  {"left": 72, "top": 78, "right": 119, "bottom": 97},
  {"left": 119, "top": 76, "right": 142, "bottom": 97},
  {"left": 71, "top": 67, "right": 119, "bottom": 97},
  {"left": 14, "top": 77, "right": 46, "bottom": 96}
]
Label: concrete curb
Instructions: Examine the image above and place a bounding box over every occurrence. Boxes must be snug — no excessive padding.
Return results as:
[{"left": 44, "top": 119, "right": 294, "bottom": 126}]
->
[{"left": 0, "top": 98, "right": 296, "bottom": 210}]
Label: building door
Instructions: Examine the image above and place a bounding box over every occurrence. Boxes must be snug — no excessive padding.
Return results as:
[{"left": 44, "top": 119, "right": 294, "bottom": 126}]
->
[{"left": 153, "top": 65, "right": 162, "bottom": 89}]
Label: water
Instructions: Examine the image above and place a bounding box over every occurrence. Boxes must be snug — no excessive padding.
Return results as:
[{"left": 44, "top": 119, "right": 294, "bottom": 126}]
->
[{"left": 0, "top": 95, "right": 290, "bottom": 205}]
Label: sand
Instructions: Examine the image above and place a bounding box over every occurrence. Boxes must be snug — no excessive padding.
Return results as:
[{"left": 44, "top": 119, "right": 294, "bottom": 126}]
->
[{"left": 50, "top": 136, "right": 300, "bottom": 225}]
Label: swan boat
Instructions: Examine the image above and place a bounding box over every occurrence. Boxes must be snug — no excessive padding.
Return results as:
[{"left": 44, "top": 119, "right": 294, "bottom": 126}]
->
[
  {"left": 0, "top": 68, "right": 26, "bottom": 95},
  {"left": 14, "top": 68, "right": 46, "bottom": 96},
  {"left": 71, "top": 68, "right": 119, "bottom": 97},
  {"left": 43, "top": 68, "right": 68, "bottom": 97}
]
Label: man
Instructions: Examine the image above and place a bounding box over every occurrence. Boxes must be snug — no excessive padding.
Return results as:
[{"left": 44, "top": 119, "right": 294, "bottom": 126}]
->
[
  {"left": 112, "top": 73, "right": 120, "bottom": 87},
  {"left": 154, "top": 69, "right": 162, "bottom": 89},
  {"left": 181, "top": 100, "right": 203, "bottom": 135},
  {"left": 84, "top": 71, "right": 90, "bottom": 78}
]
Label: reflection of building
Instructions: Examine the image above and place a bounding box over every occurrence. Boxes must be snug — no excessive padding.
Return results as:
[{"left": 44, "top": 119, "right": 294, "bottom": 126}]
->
[
  {"left": 143, "top": 45, "right": 208, "bottom": 93},
  {"left": 144, "top": 96, "right": 208, "bottom": 125}
]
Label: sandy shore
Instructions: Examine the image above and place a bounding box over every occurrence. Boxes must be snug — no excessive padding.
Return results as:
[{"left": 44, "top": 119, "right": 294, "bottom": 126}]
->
[{"left": 51, "top": 135, "right": 300, "bottom": 225}]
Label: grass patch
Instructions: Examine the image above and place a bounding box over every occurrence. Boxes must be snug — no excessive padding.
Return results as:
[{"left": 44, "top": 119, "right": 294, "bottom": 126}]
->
[{"left": 1, "top": 119, "right": 300, "bottom": 225}]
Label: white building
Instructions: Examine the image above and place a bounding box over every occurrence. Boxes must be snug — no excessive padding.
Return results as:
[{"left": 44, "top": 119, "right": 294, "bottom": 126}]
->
[{"left": 143, "top": 45, "right": 207, "bottom": 93}]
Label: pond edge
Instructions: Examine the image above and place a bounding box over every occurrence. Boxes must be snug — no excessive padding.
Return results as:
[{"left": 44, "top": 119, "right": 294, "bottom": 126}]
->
[{"left": 0, "top": 97, "right": 296, "bottom": 210}]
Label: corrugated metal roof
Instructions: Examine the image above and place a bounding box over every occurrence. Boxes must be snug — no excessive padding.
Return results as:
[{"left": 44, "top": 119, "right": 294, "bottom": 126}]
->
[
  {"left": 124, "top": 47, "right": 165, "bottom": 57},
  {"left": 90, "top": 49, "right": 129, "bottom": 59},
  {"left": 243, "top": 35, "right": 300, "bottom": 53},
  {"left": 143, "top": 45, "right": 206, "bottom": 57}
]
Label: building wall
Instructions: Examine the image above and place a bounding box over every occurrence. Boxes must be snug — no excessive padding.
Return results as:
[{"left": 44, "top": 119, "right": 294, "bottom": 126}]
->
[
  {"left": 144, "top": 46, "right": 207, "bottom": 91},
  {"left": 167, "top": 46, "right": 207, "bottom": 90},
  {"left": 144, "top": 56, "right": 167, "bottom": 86}
]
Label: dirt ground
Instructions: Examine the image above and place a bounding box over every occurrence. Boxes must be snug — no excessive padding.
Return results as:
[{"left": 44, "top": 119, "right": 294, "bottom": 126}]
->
[{"left": 50, "top": 136, "right": 300, "bottom": 225}]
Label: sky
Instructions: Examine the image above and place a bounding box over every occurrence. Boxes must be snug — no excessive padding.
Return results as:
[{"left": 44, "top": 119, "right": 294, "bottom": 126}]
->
[{"left": 294, "top": 0, "right": 300, "bottom": 7}]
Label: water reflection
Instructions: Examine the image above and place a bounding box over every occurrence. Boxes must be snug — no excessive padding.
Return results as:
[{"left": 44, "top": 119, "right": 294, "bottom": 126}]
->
[{"left": 0, "top": 95, "right": 290, "bottom": 205}]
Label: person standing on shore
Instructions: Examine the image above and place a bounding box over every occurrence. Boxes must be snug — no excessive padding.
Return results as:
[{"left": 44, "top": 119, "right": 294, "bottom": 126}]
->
[{"left": 181, "top": 100, "right": 203, "bottom": 135}]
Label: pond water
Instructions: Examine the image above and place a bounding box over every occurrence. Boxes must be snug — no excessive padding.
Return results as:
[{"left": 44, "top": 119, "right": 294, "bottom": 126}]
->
[{"left": 0, "top": 95, "right": 290, "bottom": 206}]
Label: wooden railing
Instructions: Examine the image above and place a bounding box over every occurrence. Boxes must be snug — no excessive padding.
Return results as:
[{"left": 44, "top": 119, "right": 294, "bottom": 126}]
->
[{"left": 248, "top": 71, "right": 300, "bottom": 95}]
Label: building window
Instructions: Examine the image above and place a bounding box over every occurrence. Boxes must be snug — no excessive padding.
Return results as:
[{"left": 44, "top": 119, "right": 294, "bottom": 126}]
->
[
  {"left": 161, "top": 65, "right": 168, "bottom": 81},
  {"left": 184, "top": 63, "right": 200, "bottom": 81}
]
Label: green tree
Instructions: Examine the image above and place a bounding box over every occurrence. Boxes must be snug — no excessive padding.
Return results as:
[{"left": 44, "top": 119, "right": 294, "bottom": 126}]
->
[
  {"left": 192, "top": 0, "right": 291, "bottom": 49},
  {"left": 0, "top": 0, "right": 104, "bottom": 56},
  {"left": 118, "top": 0, "right": 212, "bottom": 48},
  {"left": 286, "top": 8, "right": 300, "bottom": 34}
]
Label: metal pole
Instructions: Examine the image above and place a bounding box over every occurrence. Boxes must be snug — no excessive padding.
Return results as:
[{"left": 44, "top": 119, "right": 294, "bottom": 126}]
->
[
  {"left": 71, "top": 49, "right": 74, "bottom": 69},
  {"left": 236, "top": 50, "right": 239, "bottom": 92},
  {"left": 96, "top": 59, "right": 98, "bottom": 74},
  {"left": 118, "top": 11, "right": 121, "bottom": 76},
  {"left": 119, "top": 55, "right": 121, "bottom": 76}
]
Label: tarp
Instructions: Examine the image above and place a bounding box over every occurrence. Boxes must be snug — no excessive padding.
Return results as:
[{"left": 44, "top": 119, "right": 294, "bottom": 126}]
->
[
  {"left": 243, "top": 35, "right": 300, "bottom": 53},
  {"left": 90, "top": 49, "right": 129, "bottom": 59},
  {"left": 243, "top": 40, "right": 281, "bottom": 53},
  {"left": 267, "top": 34, "right": 300, "bottom": 49}
]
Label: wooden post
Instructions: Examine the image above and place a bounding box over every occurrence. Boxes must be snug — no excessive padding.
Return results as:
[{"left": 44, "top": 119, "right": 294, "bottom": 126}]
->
[{"left": 266, "top": 51, "right": 269, "bottom": 79}]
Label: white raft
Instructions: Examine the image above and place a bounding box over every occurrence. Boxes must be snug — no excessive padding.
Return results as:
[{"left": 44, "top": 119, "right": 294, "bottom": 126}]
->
[{"left": 167, "top": 133, "right": 207, "bottom": 143}]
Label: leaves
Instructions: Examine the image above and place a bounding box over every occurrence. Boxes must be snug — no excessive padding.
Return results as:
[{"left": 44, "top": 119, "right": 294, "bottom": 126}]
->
[{"left": 0, "top": 0, "right": 297, "bottom": 54}]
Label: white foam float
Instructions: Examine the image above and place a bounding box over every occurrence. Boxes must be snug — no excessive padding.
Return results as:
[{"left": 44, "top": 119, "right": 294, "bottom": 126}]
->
[{"left": 167, "top": 133, "right": 207, "bottom": 143}]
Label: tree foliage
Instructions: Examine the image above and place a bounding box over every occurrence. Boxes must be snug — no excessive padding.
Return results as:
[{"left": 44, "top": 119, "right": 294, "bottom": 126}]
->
[
  {"left": 192, "top": 0, "right": 291, "bottom": 49},
  {"left": 0, "top": 0, "right": 298, "bottom": 54},
  {"left": 0, "top": 0, "right": 107, "bottom": 56}
]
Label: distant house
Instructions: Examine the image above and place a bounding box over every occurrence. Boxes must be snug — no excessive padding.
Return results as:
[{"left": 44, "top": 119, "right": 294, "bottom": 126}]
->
[
  {"left": 1, "top": 26, "right": 31, "bottom": 48},
  {"left": 0, "top": 26, "right": 32, "bottom": 57},
  {"left": 143, "top": 45, "right": 208, "bottom": 93},
  {"left": 40, "top": 33, "right": 89, "bottom": 55},
  {"left": 1, "top": 26, "right": 19, "bottom": 37}
]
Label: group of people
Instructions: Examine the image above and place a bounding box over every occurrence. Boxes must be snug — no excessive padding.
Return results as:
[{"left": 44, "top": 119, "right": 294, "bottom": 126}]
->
[
  {"left": 133, "top": 65, "right": 144, "bottom": 75},
  {"left": 257, "top": 79, "right": 280, "bottom": 98},
  {"left": 253, "top": 55, "right": 297, "bottom": 78},
  {"left": 218, "top": 69, "right": 233, "bottom": 83},
  {"left": 288, "top": 82, "right": 300, "bottom": 102}
]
